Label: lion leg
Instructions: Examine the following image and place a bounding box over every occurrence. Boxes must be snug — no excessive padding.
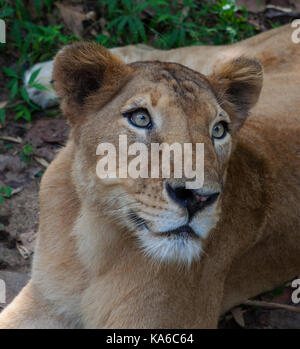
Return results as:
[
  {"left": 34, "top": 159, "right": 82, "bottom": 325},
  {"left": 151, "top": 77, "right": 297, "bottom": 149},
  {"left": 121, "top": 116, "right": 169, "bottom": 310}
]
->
[
  {"left": 222, "top": 230, "right": 300, "bottom": 313},
  {"left": 0, "top": 281, "right": 66, "bottom": 329}
]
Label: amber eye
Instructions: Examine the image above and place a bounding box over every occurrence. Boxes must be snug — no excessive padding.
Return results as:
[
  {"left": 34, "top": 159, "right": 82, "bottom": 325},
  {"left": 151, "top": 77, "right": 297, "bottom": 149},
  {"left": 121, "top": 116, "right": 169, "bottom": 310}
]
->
[
  {"left": 212, "top": 122, "right": 228, "bottom": 139},
  {"left": 125, "top": 109, "right": 152, "bottom": 129}
]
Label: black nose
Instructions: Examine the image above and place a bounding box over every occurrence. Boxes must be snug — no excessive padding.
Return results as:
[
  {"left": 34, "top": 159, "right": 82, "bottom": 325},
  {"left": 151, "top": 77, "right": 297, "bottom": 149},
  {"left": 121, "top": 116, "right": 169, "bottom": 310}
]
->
[{"left": 166, "top": 183, "right": 219, "bottom": 217}]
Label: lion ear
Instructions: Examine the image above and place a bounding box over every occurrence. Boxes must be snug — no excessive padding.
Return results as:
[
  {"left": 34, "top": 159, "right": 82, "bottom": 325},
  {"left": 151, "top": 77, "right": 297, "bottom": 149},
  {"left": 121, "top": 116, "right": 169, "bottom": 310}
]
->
[
  {"left": 209, "top": 57, "right": 263, "bottom": 130},
  {"left": 53, "top": 42, "right": 132, "bottom": 123}
]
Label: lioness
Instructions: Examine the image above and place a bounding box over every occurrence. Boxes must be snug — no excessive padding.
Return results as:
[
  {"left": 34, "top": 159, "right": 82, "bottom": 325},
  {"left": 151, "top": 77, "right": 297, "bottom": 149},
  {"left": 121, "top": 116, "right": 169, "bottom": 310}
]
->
[{"left": 0, "top": 25, "right": 299, "bottom": 328}]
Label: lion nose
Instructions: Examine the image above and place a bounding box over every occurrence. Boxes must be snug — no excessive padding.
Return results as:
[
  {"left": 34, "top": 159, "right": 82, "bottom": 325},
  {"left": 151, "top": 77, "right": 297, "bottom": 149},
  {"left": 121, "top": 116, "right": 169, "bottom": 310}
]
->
[{"left": 166, "top": 183, "right": 220, "bottom": 217}]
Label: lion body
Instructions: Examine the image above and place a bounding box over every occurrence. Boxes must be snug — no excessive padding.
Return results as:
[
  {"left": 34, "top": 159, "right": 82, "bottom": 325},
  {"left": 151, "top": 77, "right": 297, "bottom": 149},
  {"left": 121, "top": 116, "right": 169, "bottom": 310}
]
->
[{"left": 0, "top": 24, "right": 299, "bottom": 328}]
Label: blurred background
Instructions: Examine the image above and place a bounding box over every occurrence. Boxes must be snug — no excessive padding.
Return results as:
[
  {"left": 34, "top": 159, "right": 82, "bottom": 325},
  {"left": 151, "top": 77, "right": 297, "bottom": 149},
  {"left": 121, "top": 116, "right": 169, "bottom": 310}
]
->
[{"left": 0, "top": 0, "right": 300, "bottom": 328}]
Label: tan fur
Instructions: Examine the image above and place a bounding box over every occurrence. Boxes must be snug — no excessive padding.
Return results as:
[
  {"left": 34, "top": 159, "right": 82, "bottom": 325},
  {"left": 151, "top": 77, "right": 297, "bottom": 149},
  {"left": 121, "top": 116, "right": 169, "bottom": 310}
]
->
[{"left": 0, "top": 25, "right": 299, "bottom": 328}]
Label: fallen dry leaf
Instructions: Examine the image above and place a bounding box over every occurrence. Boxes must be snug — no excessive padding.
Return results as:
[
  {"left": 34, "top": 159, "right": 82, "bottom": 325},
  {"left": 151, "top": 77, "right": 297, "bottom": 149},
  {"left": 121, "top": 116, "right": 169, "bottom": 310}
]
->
[
  {"left": 16, "top": 230, "right": 36, "bottom": 258},
  {"left": 16, "top": 241, "right": 31, "bottom": 259},
  {"left": 290, "top": 0, "right": 300, "bottom": 12},
  {"left": 236, "top": 0, "right": 266, "bottom": 13},
  {"left": 24, "top": 118, "right": 69, "bottom": 162},
  {"left": 0, "top": 101, "right": 8, "bottom": 109},
  {"left": 55, "top": 2, "right": 86, "bottom": 38},
  {"left": 0, "top": 136, "right": 22, "bottom": 143},
  {"left": 86, "top": 11, "right": 96, "bottom": 21},
  {"left": 34, "top": 156, "right": 49, "bottom": 168},
  {"left": 266, "top": 4, "right": 293, "bottom": 13},
  {"left": 25, "top": 118, "right": 68, "bottom": 147},
  {"left": 10, "top": 186, "right": 23, "bottom": 197},
  {"left": 231, "top": 307, "right": 246, "bottom": 327},
  {"left": 244, "top": 300, "right": 300, "bottom": 313}
]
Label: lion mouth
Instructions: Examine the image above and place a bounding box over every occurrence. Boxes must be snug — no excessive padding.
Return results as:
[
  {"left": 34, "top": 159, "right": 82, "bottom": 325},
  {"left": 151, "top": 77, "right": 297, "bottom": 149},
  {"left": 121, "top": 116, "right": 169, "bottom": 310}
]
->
[
  {"left": 159, "top": 225, "right": 198, "bottom": 238},
  {"left": 129, "top": 211, "right": 198, "bottom": 239}
]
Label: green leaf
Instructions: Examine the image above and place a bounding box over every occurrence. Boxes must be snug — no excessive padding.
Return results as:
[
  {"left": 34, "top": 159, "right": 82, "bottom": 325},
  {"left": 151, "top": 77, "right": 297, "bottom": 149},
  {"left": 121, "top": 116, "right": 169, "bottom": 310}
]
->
[
  {"left": 20, "top": 87, "right": 31, "bottom": 104},
  {"left": 14, "top": 106, "right": 31, "bottom": 122},
  {"left": 12, "top": 21, "right": 22, "bottom": 49},
  {"left": 23, "top": 144, "right": 34, "bottom": 156},
  {"left": 0, "top": 196, "right": 4, "bottom": 204},
  {"left": 31, "top": 83, "right": 48, "bottom": 91},
  {"left": 10, "top": 80, "right": 19, "bottom": 99},
  {"left": 0, "top": 7, "right": 14, "bottom": 18},
  {"left": 107, "top": 17, "right": 123, "bottom": 30},
  {"left": 117, "top": 17, "right": 128, "bottom": 35},
  {"left": 4, "top": 144, "right": 14, "bottom": 150},
  {"left": 122, "top": 0, "right": 131, "bottom": 11},
  {"left": 15, "top": 110, "right": 24, "bottom": 120},
  {"left": 156, "top": 14, "right": 175, "bottom": 23},
  {"left": 34, "top": 0, "right": 43, "bottom": 16},
  {"left": 148, "top": 0, "right": 168, "bottom": 6},
  {"left": 106, "top": 0, "right": 118, "bottom": 16},
  {"left": 19, "top": 152, "right": 30, "bottom": 164},
  {"left": 3, "top": 67, "right": 18, "bottom": 78},
  {"left": 23, "top": 107, "right": 32, "bottom": 122},
  {"left": 0, "top": 108, "right": 5, "bottom": 124},
  {"left": 134, "top": 18, "right": 146, "bottom": 42},
  {"left": 28, "top": 68, "right": 41, "bottom": 85},
  {"left": 2, "top": 186, "right": 12, "bottom": 197},
  {"left": 6, "top": 79, "right": 16, "bottom": 89},
  {"left": 128, "top": 18, "right": 137, "bottom": 41},
  {"left": 135, "top": 2, "right": 150, "bottom": 13}
]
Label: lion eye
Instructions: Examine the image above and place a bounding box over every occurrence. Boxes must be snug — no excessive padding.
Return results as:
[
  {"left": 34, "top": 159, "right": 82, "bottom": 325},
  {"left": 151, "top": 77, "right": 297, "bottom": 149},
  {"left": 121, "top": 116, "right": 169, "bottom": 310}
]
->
[
  {"left": 126, "top": 109, "right": 152, "bottom": 129},
  {"left": 212, "top": 122, "right": 227, "bottom": 139}
]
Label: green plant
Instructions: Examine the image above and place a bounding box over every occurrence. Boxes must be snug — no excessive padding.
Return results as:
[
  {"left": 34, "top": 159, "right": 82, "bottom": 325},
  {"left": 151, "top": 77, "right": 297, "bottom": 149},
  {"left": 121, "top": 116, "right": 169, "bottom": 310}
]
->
[
  {"left": 2, "top": 67, "right": 40, "bottom": 123},
  {"left": 0, "top": 186, "right": 12, "bottom": 205},
  {"left": 1, "top": 0, "right": 76, "bottom": 63},
  {"left": 0, "top": 0, "right": 259, "bottom": 126},
  {"left": 0, "top": 108, "right": 5, "bottom": 124},
  {"left": 0, "top": 0, "right": 76, "bottom": 125},
  {"left": 98, "top": 0, "right": 258, "bottom": 49},
  {"left": 19, "top": 144, "right": 35, "bottom": 164},
  {"left": 2, "top": 66, "right": 50, "bottom": 124},
  {"left": 99, "top": 0, "right": 148, "bottom": 46},
  {"left": 150, "top": 0, "right": 202, "bottom": 49}
]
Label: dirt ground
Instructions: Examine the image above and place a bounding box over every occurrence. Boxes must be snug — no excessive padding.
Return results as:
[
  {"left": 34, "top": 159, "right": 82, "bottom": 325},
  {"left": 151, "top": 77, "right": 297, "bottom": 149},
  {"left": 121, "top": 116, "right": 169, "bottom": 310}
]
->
[{"left": 0, "top": 111, "right": 69, "bottom": 313}]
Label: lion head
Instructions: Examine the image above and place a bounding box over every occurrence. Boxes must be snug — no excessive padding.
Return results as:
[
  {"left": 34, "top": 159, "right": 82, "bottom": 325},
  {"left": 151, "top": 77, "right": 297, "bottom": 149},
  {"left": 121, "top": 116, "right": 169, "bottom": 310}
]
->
[{"left": 53, "top": 43, "right": 262, "bottom": 266}]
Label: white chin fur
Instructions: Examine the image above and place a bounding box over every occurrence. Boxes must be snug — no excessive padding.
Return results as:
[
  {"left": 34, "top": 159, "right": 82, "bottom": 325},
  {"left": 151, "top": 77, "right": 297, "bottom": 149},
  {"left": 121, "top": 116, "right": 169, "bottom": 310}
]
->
[
  {"left": 135, "top": 210, "right": 220, "bottom": 266},
  {"left": 137, "top": 229, "right": 202, "bottom": 267}
]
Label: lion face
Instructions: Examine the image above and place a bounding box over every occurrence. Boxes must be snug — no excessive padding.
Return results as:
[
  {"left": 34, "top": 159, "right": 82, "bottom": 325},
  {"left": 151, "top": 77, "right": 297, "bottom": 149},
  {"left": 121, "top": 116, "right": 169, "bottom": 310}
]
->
[{"left": 53, "top": 43, "right": 262, "bottom": 266}]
